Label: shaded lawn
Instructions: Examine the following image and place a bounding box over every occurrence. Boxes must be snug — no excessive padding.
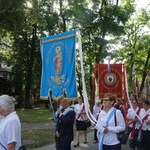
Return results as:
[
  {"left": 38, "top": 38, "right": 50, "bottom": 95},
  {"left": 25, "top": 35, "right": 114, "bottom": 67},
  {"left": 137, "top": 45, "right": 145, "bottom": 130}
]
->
[
  {"left": 16, "top": 108, "right": 93, "bottom": 149},
  {"left": 16, "top": 108, "right": 55, "bottom": 148},
  {"left": 22, "top": 129, "right": 55, "bottom": 149},
  {"left": 16, "top": 108, "right": 53, "bottom": 123}
]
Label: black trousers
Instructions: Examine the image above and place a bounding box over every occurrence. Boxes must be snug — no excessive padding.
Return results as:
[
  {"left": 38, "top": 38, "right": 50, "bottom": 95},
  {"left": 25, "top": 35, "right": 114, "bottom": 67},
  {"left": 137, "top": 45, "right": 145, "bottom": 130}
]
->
[
  {"left": 55, "top": 135, "right": 60, "bottom": 150},
  {"left": 60, "top": 142, "right": 71, "bottom": 150},
  {"left": 103, "top": 143, "right": 121, "bottom": 150},
  {"left": 94, "top": 128, "right": 98, "bottom": 141},
  {"left": 129, "top": 129, "right": 142, "bottom": 149},
  {"left": 142, "top": 130, "right": 150, "bottom": 150}
]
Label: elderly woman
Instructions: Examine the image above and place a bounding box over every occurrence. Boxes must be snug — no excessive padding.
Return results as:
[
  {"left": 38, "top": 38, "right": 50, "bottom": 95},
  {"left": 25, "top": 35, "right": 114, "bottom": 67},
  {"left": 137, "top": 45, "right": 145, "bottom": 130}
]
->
[
  {"left": 0, "top": 95, "right": 22, "bottom": 150},
  {"left": 95, "top": 93, "right": 125, "bottom": 150}
]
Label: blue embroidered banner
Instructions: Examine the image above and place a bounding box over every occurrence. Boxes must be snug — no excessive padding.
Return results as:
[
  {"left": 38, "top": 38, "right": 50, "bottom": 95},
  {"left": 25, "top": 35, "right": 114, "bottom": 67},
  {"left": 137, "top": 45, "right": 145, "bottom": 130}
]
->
[{"left": 40, "top": 30, "right": 77, "bottom": 101}]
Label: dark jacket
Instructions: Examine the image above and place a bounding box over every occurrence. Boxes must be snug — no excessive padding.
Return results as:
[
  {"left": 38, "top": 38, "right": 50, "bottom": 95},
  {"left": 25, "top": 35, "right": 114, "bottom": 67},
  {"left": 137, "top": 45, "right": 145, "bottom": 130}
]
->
[{"left": 56, "top": 109, "right": 75, "bottom": 142}]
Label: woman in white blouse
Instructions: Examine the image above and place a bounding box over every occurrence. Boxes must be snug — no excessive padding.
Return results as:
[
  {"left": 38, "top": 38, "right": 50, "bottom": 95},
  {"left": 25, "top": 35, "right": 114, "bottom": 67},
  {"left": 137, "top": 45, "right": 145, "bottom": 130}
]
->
[
  {"left": 141, "top": 100, "right": 150, "bottom": 150},
  {"left": 74, "top": 96, "right": 87, "bottom": 147},
  {"left": 95, "top": 93, "right": 125, "bottom": 150},
  {"left": 127, "top": 99, "right": 144, "bottom": 150}
]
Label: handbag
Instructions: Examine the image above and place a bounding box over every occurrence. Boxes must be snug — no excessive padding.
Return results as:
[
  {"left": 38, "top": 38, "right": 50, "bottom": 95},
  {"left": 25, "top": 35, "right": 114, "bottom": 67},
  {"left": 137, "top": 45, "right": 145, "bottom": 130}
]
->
[
  {"left": 85, "top": 119, "right": 91, "bottom": 128},
  {"left": 114, "top": 111, "right": 131, "bottom": 144},
  {"left": 117, "top": 125, "right": 131, "bottom": 144}
]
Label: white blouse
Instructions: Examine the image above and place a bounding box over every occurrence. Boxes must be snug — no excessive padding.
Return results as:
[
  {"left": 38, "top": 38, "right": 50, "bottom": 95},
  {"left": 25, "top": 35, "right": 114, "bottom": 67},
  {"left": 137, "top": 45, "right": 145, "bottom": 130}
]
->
[
  {"left": 74, "top": 103, "right": 87, "bottom": 121},
  {"left": 96, "top": 107, "right": 125, "bottom": 145},
  {"left": 127, "top": 107, "right": 144, "bottom": 129},
  {"left": 93, "top": 105, "right": 101, "bottom": 119},
  {"left": 141, "top": 108, "right": 150, "bottom": 131}
]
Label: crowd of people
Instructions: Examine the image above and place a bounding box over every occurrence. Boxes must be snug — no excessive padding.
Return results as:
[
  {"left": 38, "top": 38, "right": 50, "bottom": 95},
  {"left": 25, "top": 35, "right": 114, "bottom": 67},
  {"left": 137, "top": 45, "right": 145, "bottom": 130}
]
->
[
  {"left": 54, "top": 96, "right": 89, "bottom": 150},
  {"left": 94, "top": 94, "right": 150, "bottom": 150},
  {"left": 1, "top": 93, "right": 150, "bottom": 150},
  {"left": 53, "top": 94, "right": 150, "bottom": 150}
]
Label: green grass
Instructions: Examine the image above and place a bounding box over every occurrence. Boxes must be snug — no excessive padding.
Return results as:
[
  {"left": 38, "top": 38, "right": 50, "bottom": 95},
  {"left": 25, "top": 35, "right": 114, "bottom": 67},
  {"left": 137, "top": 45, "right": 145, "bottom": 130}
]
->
[
  {"left": 16, "top": 108, "right": 55, "bottom": 149},
  {"left": 16, "top": 108, "right": 93, "bottom": 149},
  {"left": 16, "top": 108, "right": 53, "bottom": 123},
  {"left": 22, "top": 129, "right": 55, "bottom": 149}
]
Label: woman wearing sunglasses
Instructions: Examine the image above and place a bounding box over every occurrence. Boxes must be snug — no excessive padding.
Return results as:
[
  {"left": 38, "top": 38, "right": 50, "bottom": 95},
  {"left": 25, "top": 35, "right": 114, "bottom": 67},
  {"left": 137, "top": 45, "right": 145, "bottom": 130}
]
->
[{"left": 95, "top": 93, "right": 125, "bottom": 150}]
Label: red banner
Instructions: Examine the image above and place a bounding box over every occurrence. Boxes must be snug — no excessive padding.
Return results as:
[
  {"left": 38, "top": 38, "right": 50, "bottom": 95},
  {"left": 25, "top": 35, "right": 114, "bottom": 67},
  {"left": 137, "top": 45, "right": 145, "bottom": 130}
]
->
[{"left": 95, "top": 64, "right": 123, "bottom": 99}]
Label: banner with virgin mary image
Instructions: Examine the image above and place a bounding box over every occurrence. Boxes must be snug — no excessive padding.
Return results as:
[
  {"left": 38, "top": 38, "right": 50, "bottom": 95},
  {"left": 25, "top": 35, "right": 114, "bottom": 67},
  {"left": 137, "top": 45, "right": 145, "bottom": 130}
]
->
[{"left": 40, "top": 30, "right": 77, "bottom": 101}]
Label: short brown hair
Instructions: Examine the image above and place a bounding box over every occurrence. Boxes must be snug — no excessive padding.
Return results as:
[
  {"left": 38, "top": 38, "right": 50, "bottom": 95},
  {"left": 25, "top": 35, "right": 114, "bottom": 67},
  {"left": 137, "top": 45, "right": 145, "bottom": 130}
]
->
[{"left": 104, "top": 93, "right": 116, "bottom": 104}]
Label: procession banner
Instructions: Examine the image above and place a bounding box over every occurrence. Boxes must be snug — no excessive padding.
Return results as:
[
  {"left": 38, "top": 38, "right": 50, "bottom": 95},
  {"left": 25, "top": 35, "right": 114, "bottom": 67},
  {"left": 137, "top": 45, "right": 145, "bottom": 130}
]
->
[
  {"left": 40, "top": 30, "right": 77, "bottom": 101},
  {"left": 95, "top": 64, "right": 122, "bottom": 99}
]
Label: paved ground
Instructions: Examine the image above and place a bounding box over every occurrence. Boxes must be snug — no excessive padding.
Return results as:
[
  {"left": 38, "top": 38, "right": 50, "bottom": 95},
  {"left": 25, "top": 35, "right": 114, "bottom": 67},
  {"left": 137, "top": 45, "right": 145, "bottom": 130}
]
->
[
  {"left": 22, "top": 123, "right": 130, "bottom": 150},
  {"left": 28, "top": 132, "right": 130, "bottom": 150}
]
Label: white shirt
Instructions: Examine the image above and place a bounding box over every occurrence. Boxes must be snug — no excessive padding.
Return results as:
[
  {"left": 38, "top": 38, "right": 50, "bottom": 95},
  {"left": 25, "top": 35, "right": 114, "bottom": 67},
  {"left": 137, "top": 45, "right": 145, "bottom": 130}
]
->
[
  {"left": 141, "top": 108, "right": 150, "bottom": 131},
  {"left": 127, "top": 107, "right": 144, "bottom": 129},
  {"left": 93, "top": 105, "right": 101, "bottom": 119},
  {"left": 74, "top": 103, "right": 87, "bottom": 121},
  {"left": 0, "top": 115, "right": 4, "bottom": 121},
  {"left": 96, "top": 107, "right": 125, "bottom": 145},
  {"left": 0, "top": 111, "right": 22, "bottom": 150}
]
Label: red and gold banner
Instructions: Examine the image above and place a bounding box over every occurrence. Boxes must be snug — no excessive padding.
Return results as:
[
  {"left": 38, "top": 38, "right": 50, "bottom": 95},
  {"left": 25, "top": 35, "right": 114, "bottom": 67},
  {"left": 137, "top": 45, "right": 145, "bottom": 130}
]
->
[{"left": 95, "top": 64, "right": 123, "bottom": 99}]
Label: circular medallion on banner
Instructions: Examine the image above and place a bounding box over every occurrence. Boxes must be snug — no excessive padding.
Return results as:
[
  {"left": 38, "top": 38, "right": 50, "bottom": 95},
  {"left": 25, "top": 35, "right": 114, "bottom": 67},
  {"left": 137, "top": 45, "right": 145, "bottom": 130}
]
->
[{"left": 104, "top": 73, "right": 116, "bottom": 85}]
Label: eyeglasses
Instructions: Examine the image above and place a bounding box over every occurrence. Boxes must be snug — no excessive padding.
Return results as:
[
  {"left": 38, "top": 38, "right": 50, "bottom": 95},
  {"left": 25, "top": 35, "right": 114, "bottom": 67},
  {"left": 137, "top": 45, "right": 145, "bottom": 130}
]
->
[{"left": 103, "top": 99, "right": 110, "bottom": 102}]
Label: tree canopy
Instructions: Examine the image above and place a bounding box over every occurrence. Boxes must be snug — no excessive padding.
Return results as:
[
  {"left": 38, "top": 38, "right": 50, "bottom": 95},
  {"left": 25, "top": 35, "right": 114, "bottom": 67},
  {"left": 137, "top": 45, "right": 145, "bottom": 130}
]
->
[{"left": 0, "top": 0, "right": 150, "bottom": 107}]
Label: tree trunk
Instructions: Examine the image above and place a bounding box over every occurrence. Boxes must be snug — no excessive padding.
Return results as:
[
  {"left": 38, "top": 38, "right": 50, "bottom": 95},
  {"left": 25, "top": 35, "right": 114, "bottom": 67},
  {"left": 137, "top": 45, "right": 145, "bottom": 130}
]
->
[
  {"left": 25, "top": 24, "right": 37, "bottom": 108},
  {"left": 140, "top": 50, "right": 150, "bottom": 96}
]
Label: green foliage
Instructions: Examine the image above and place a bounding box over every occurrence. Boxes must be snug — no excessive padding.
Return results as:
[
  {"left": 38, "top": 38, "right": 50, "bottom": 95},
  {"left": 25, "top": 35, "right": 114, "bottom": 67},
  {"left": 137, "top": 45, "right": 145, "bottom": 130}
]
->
[
  {"left": 1, "top": 0, "right": 150, "bottom": 102},
  {"left": 114, "top": 6, "right": 150, "bottom": 94},
  {"left": 0, "top": 0, "right": 26, "bottom": 32}
]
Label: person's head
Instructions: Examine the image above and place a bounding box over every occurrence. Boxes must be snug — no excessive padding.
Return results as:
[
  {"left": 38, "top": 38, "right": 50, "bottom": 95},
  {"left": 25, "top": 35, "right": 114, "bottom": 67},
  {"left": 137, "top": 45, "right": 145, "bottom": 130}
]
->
[
  {"left": 142, "top": 100, "right": 150, "bottom": 111},
  {"left": 131, "top": 99, "right": 138, "bottom": 109},
  {"left": 0, "top": 95, "right": 15, "bottom": 117},
  {"left": 95, "top": 100, "right": 101, "bottom": 106},
  {"left": 60, "top": 98, "right": 71, "bottom": 109},
  {"left": 130, "top": 94, "right": 137, "bottom": 101},
  {"left": 77, "top": 96, "right": 83, "bottom": 104},
  {"left": 103, "top": 93, "right": 116, "bottom": 108},
  {"left": 116, "top": 99, "right": 122, "bottom": 104},
  {"left": 56, "top": 46, "right": 61, "bottom": 53}
]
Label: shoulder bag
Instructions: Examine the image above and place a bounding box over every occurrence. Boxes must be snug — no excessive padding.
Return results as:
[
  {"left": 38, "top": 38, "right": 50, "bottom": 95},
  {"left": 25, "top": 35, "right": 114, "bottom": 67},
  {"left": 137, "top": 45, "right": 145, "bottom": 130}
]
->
[{"left": 114, "top": 111, "right": 131, "bottom": 144}]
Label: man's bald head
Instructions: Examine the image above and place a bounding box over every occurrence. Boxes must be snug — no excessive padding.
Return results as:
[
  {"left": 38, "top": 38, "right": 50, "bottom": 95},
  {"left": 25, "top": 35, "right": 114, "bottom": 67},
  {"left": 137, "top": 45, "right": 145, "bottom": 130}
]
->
[{"left": 60, "top": 98, "right": 71, "bottom": 109}]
